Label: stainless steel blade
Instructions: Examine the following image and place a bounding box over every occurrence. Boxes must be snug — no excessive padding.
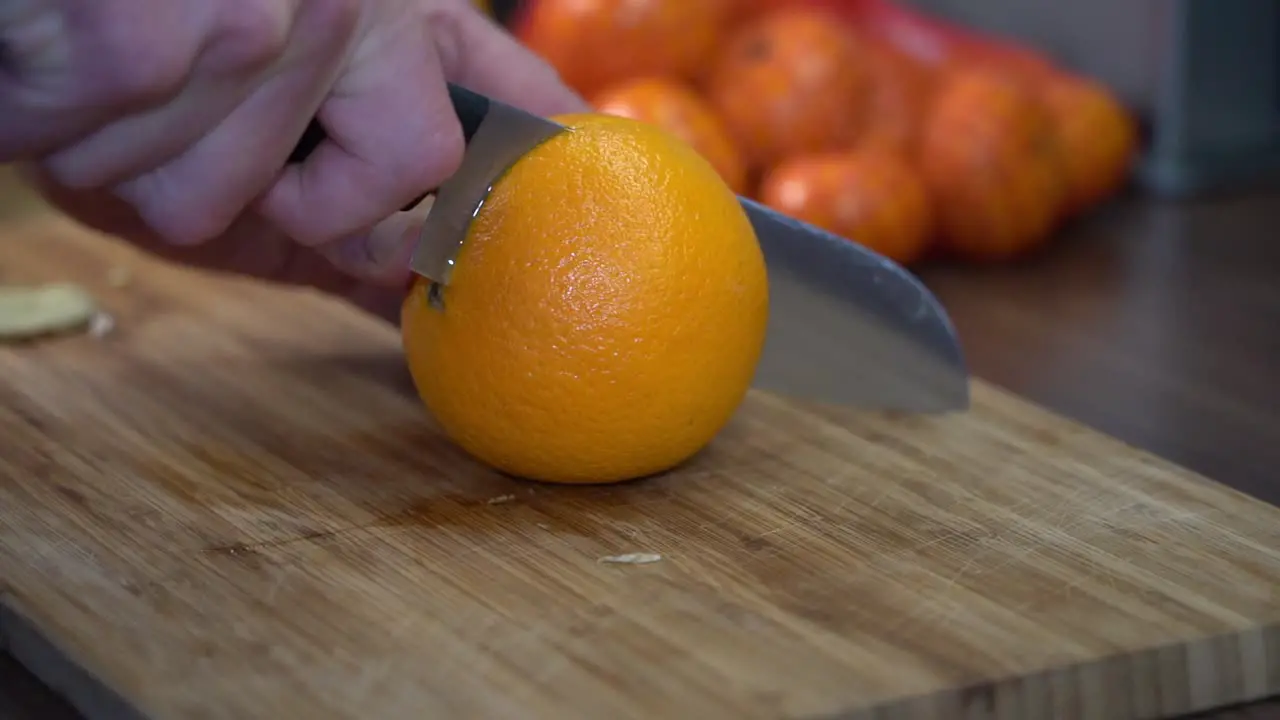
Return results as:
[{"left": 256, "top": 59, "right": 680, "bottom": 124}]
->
[
  {"left": 742, "top": 197, "right": 970, "bottom": 412},
  {"left": 410, "top": 106, "right": 567, "bottom": 285}
]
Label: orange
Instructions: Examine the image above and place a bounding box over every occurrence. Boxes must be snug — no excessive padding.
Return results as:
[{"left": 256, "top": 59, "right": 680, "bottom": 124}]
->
[
  {"left": 917, "top": 68, "right": 1067, "bottom": 261},
  {"left": 592, "top": 76, "right": 749, "bottom": 194},
  {"left": 400, "top": 113, "right": 769, "bottom": 485},
  {"left": 758, "top": 147, "right": 934, "bottom": 266},
  {"left": 703, "top": 7, "right": 872, "bottom": 171},
  {"left": 858, "top": 39, "right": 938, "bottom": 154},
  {"left": 727, "top": 0, "right": 843, "bottom": 24},
  {"left": 516, "top": 0, "right": 732, "bottom": 99},
  {"left": 1038, "top": 74, "right": 1138, "bottom": 215}
]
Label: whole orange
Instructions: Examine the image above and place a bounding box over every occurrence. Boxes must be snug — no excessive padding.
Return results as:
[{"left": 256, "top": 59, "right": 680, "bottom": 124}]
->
[
  {"left": 858, "top": 39, "right": 938, "bottom": 154},
  {"left": 703, "top": 7, "right": 872, "bottom": 171},
  {"left": 758, "top": 147, "right": 934, "bottom": 266},
  {"left": 400, "top": 113, "right": 769, "bottom": 485},
  {"left": 1038, "top": 75, "right": 1138, "bottom": 215},
  {"left": 917, "top": 68, "right": 1067, "bottom": 261},
  {"left": 592, "top": 76, "right": 749, "bottom": 194},
  {"left": 516, "top": 0, "right": 731, "bottom": 98}
]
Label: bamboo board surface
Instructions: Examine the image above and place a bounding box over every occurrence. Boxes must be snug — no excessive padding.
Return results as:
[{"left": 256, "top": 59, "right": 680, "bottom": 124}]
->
[{"left": 1, "top": 214, "right": 1278, "bottom": 720}]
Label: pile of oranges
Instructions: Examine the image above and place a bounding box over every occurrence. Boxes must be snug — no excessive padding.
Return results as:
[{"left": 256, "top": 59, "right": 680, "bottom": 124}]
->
[{"left": 514, "top": 0, "right": 1139, "bottom": 267}]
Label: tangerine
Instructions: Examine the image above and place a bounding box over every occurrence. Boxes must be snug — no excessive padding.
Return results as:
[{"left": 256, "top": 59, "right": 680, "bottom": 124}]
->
[
  {"left": 758, "top": 147, "right": 934, "bottom": 266},
  {"left": 917, "top": 68, "right": 1067, "bottom": 261},
  {"left": 517, "top": 0, "right": 731, "bottom": 98},
  {"left": 858, "top": 39, "right": 938, "bottom": 154},
  {"left": 1039, "top": 75, "right": 1137, "bottom": 214},
  {"left": 703, "top": 7, "right": 871, "bottom": 171}
]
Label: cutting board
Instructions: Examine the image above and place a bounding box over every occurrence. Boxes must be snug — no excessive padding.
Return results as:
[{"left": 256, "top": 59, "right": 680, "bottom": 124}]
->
[{"left": 1, "top": 214, "right": 1278, "bottom": 720}]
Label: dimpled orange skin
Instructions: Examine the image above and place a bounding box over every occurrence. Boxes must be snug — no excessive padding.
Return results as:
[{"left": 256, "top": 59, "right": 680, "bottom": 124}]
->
[
  {"left": 592, "top": 76, "right": 749, "bottom": 194},
  {"left": 400, "top": 113, "right": 769, "bottom": 485}
]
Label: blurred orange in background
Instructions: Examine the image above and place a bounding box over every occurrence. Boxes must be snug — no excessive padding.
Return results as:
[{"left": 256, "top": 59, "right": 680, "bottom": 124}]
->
[
  {"left": 592, "top": 77, "right": 749, "bottom": 194},
  {"left": 703, "top": 7, "right": 871, "bottom": 173},
  {"left": 518, "top": 0, "right": 731, "bottom": 98},
  {"left": 858, "top": 40, "right": 938, "bottom": 155},
  {"left": 918, "top": 68, "right": 1067, "bottom": 262},
  {"left": 1039, "top": 75, "right": 1139, "bottom": 216},
  {"left": 510, "top": 0, "right": 1141, "bottom": 269},
  {"left": 758, "top": 147, "right": 934, "bottom": 266}
]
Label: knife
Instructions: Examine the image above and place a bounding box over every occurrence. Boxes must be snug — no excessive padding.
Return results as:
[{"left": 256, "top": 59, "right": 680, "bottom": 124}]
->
[{"left": 288, "top": 83, "right": 970, "bottom": 413}]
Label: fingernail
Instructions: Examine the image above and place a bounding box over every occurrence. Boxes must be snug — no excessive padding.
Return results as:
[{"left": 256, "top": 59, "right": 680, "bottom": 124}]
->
[
  {"left": 326, "top": 201, "right": 431, "bottom": 285},
  {"left": 328, "top": 234, "right": 378, "bottom": 274}
]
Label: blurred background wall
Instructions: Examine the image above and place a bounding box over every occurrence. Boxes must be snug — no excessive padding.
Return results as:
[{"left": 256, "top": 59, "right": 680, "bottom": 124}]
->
[{"left": 900, "top": 0, "right": 1280, "bottom": 197}]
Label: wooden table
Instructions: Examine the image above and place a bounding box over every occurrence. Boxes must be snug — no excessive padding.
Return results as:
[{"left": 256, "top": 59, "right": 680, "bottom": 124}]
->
[{"left": 1, "top": 176, "right": 1276, "bottom": 718}]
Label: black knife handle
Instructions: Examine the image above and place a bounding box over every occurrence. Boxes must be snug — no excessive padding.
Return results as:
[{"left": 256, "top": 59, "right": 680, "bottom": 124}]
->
[{"left": 285, "top": 82, "right": 491, "bottom": 211}]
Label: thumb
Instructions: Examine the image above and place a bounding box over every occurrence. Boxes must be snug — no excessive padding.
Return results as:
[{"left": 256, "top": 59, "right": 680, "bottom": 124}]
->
[
  {"left": 320, "top": 196, "right": 433, "bottom": 286},
  {"left": 434, "top": 5, "right": 588, "bottom": 117}
]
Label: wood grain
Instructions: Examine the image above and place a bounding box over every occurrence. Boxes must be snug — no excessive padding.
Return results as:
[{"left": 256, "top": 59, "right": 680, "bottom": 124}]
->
[
  {"left": 0, "top": 215, "right": 1278, "bottom": 720},
  {"left": 919, "top": 190, "right": 1280, "bottom": 507}
]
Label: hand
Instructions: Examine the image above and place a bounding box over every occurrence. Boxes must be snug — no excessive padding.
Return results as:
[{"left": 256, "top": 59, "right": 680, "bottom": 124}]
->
[{"left": 1, "top": 0, "right": 586, "bottom": 319}]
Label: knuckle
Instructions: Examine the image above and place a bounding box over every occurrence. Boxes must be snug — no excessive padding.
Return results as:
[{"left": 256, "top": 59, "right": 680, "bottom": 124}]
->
[
  {"left": 206, "top": 0, "right": 292, "bottom": 72},
  {"left": 100, "top": 54, "right": 187, "bottom": 107},
  {"left": 91, "top": 27, "right": 190, "bottom": 106},
  {"left": 300, "top": 0, "right": 362, "bottom": 46},
  {"left": 387, "top": 128, "right": 464, "bottom": 201}
]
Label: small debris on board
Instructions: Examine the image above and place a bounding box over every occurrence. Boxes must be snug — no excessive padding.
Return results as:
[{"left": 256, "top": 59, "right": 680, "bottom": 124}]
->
[
  {"left": 0, "top": 283, "right": 99, "bottom": 341},
  {"left": 486, "top": 494, "right": 517, "bottom": 505},
  {"left": 106, "top": 266, "right": 132, "bottom": 288},
  {"left": 87, "top": 312, "right": 115, "bottom": 339},
  {"left": 598, "top": 553, "right": 663, "bottom": 565}
]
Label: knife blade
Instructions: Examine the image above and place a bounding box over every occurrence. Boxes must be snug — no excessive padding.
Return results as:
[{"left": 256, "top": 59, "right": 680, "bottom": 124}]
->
[
  {"left": 288, "top": 83, "right": 970, "bottom": 412},
  {"left": 742, "top": 196, "right": 969, "bottom": 412}
]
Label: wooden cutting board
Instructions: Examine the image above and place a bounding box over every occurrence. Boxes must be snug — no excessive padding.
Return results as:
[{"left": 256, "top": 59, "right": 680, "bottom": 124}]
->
[{"left": 1, "top": 214, "right": 1278, "bottom": 720}]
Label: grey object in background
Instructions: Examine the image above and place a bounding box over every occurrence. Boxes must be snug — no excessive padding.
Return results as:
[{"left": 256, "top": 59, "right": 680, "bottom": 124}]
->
[{"left": 902, "top": 0, "right": 1280, "bottom": 199}]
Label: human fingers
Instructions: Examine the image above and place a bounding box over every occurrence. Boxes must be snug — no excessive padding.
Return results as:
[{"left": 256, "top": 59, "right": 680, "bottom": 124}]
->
[
  {"left": 316, "top": 198, "right": 433, "bottom": 287},
  {"left": 25, "top": 159, "right": 403, "bottom": 317},
  {"left": 38, "top": 0, "right": 302, "bottom": 190},
  {"left": 23, "top": 162, "right": 298, "bottom": 281},
  {"left": 304, "top": 2, "right": 589, "bottom": 283},
  {"left": 0, "top": 0, "right": 209, "bottom": 161},
  {"left": 434, "top": 3, "right": 588, "bottom": 117},
  {"left": 258, "top": 7, "right": 464, "bottom": 259},
  {"left": 109, "top": 0, "right": 358, "bottom": 247},
  {"left": 23, "top": 159, "right": 407, "bottom": 329}
]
